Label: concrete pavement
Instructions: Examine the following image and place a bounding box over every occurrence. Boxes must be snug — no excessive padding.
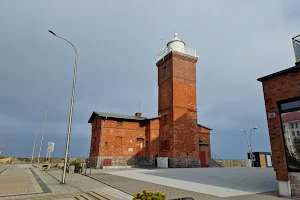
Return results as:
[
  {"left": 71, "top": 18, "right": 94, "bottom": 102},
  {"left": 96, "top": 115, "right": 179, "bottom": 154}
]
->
[
  {"left": 0, "top": 164, "right": 132, "bottom": 200},
  {"left": 87, "top": 167, "right": 285, "bottom": 200},
  {"left": 0, "top": 164, "right": 44, "bottom": 197},
  {"left": 104, "top": 167, "right": 278, "bottom": 197},
  {"left": 0, "top": 164, "right": 291, "bottom": 200}
]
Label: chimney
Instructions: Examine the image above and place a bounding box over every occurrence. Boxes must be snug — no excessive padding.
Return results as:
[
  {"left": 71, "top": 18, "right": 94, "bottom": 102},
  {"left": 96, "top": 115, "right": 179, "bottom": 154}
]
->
[{"left": 135, "top": 112, "right": 142, "bottom": 117}]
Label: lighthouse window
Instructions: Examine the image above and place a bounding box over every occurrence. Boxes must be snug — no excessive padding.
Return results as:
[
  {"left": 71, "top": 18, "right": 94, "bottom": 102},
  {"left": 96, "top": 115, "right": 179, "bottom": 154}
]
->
[{"left": 162, "top": 66, "right": 167, "bottom": 77}]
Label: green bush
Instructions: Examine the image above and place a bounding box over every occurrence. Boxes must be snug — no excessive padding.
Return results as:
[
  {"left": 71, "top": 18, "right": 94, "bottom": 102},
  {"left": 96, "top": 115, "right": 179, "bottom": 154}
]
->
[{"left": 132, "top": 190, "right": 166, "bottom": 200}]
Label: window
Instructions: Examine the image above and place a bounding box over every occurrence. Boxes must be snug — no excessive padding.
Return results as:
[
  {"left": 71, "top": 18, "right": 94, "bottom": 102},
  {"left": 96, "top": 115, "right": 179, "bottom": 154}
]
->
[
  {"left": 280, "top": 98, "right": 300, "bottom": 172},
  {"left": 105, "top": 142, "right": 108, "bottom": 146},
  {"left": 163, "top": 114, "right": 167, "bottom": 125},
  {"left": 146, "top": 141, "right": 149, "bottom": 151},
  {"left": 280, "top": 99, "right": 300, "bottom": 112},
  {"left": 162, "top": 66, "right": 167, "bottom": 77},
  {"left": 140, "top": 121, "right": 146, "bottom": 127},
  {"left": 92, "top": 137, "right": 96, "bottom": 151},
  {"left": 283, "top": 125, "right": 286, "bottom": 131},
  {"left": 163, "top": 140, "right": 167, "bottom": 151},
  {"left": 117, "top": 120, "right": 123, "bottom": 126}
]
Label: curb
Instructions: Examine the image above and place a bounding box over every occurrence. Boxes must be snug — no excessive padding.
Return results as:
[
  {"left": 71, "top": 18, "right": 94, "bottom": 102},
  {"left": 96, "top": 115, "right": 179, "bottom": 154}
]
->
[
  {"left": 79, "top": 173, "right": 133, "bottom": 197},
  {"left": 0, "top": 168, "right": 7, "bottom": 175}
]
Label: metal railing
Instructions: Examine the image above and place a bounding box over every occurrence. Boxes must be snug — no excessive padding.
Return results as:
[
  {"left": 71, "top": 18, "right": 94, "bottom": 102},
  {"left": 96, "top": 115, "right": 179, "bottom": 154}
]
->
[
  {"left": 211, "top": 152, "right": 222, "bottom": 160},
  {"left": 157, "top": 44, "right": 198, "bottom": 61}
]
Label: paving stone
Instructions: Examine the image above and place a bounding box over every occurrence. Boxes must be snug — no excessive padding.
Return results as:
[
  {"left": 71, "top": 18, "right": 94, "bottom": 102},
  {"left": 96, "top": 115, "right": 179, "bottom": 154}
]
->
[{"left": 88, "top": 172, "right": 288, "bottom": 200}]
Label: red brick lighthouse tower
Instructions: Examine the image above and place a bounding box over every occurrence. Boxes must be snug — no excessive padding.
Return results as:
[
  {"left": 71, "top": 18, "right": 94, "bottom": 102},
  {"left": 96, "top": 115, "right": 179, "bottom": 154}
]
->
[{"left": 156, "top": 33, "right": 200, "bottom": 167}]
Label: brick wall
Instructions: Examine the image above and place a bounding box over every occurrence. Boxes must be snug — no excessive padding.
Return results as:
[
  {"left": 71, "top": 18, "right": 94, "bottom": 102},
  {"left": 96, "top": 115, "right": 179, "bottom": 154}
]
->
[
  {"left": 88, "top": 115, "right": 161, "bottom": 168},
  {"left": 101, "top": 119, "right": 147, "bottom": 157},
  {"left": 89, "top": 116, "right": 101, "bottom": 157},
  {"left": 215, "top": 160, "right": 247, "bottom": 167},
  {"left": 157, "top": 52, "right": 200, "bottom": 167},
  {"left": 259, "top": 67, "right": 300, "bottom": 181},
  {"left": 147, "top": 118, "right": 160, "bottom": 158}
]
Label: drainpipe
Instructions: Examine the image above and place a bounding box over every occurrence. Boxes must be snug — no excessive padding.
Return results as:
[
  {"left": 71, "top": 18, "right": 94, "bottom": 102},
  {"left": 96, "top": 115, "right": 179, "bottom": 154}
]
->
[{"left": 99, "top": 116, "right": 107, "bottom": 168}]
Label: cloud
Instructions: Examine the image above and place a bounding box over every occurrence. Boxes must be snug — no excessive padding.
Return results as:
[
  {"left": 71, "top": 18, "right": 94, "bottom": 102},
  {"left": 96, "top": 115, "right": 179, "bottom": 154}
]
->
[{"left": 0, "top": 0, "right": 299, "bottom": 158}]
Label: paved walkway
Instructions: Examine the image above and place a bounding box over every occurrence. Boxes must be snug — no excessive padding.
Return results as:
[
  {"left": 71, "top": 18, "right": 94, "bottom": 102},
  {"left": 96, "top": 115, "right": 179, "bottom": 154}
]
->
[
  {"left": 0, "top": 164, "right": 292, "bottom": 200},
  {"left": 0, "top": 164, "right": 44, "bottom": 197},
  {"left": 87, "top": 167, "right": 288, "bottom": 200},
  {"left": 45, "top": 169, "right": 132, "bottom": 199},
  {"left": 0, "top": 164, "right": 132, "bottom": 200}
]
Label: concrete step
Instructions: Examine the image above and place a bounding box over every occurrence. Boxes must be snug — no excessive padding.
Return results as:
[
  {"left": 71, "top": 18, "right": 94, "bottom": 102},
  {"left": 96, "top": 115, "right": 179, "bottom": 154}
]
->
[
  {"left": 92, "top": 190, "right": 118, "bottom": 200},
  {"left": 87, "top": 191, "right": 108, "bottom": 200},
  {"left": 75, "top": 193, "right": 99, "bottom": 200},
  {"left": 207, "top": 158, "right": 223, "bottom": 167},
  {"left": 74, "top": 195, "right": 87, "bottom": 200}
]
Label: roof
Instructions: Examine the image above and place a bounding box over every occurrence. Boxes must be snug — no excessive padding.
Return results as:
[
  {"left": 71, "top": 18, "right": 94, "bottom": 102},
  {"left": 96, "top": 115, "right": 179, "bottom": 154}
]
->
[
  {"left": 88, "top": 111, "right": 160, "bottom": 123},
  {"left": 257, "top": 65, "right": 299, "bottom": 82},
  {"left": 88, "top": 112, "right": 212, "bottom": 130},
  {"left": 281, "top": 111, "right": 300, "bottom": 123},
  {"left": 198, "top": 124, "right": 212, "bottom": 130},
  {"left": 167, "top": 32, "right": 185, "bottom": 47}
]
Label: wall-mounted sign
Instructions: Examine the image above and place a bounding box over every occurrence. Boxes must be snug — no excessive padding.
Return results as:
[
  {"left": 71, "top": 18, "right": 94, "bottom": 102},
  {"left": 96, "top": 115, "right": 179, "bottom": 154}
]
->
[
  {"left": 268, "top": 112, "right": 276, "bottom": 119},
  {"left": 128, "top": 148, "right": 133, "bottom": 152},
  {"left": 48, "top": 142, "right": 55, "bottom": 152}
]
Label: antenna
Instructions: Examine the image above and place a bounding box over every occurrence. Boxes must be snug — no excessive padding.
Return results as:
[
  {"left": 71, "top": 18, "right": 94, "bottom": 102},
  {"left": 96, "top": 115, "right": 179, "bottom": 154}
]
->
[
  {"left": 139, "top": 100, "right": 141, "bottom": 112},
  {"left": 160, "top": 37, "right": 164, "bottom": 50}
]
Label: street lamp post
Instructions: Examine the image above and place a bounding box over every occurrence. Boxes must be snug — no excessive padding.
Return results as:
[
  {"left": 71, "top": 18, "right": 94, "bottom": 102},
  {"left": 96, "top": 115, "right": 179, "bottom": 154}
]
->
[
  {"left": 241, "top": 127, "right": 257, "bottom": 167},
  {"left": 48, "top": 30, "right": 78, "bottom": 184},
  {"left": 30, "top": 124, "right": 38, "bottom": 164},
  {"left": 34, "top": 105, "right": 47, "bottom": 165}
]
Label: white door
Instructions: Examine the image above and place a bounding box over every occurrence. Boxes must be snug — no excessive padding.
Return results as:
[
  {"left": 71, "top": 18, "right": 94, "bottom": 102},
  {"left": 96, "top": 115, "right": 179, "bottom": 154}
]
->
[{"left": 266, "top": 155, "right": 272, "bottom": 167}]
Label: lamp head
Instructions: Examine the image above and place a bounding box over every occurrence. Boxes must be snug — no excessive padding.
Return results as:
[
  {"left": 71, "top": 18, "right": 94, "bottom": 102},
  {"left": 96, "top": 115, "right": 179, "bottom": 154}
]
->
[{"left": 48, "top": 30, "right": 56, "bottom": 36}]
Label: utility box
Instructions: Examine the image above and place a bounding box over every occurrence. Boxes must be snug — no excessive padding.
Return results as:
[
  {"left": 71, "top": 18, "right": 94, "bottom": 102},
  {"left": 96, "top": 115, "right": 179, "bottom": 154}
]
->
[
  {"left": 69, "top": 165, "right": 75, "bottom": 173},
  {"left": 157, "top": 157, "right": 168, "bottom": 168},
  {"left": 248, "top": 152, "right": 272, "bottom": 168}
]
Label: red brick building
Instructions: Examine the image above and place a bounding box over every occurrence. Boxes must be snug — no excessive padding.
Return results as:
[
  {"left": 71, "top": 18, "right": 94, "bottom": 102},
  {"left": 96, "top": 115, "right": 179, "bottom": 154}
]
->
[
  {"left": 88, "top": 33, "right": 212, "bottom": 168},
  {"left": 258, "top": 61, "right": 300, "bottom": 197}
]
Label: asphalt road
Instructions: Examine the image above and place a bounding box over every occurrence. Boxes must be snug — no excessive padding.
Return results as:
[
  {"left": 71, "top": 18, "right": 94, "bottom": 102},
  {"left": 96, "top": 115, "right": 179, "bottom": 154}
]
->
[{"left": 141, "top": 167, "right": 278, "bottom": 193}]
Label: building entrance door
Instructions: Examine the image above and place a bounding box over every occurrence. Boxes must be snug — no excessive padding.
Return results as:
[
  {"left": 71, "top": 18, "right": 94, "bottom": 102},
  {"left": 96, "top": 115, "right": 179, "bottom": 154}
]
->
[
  {"left": 136, "top": 138, "right": 144, "bottom": 157},
  {"left": 199, "top": 151, "right": 207, "bottom": 167}
]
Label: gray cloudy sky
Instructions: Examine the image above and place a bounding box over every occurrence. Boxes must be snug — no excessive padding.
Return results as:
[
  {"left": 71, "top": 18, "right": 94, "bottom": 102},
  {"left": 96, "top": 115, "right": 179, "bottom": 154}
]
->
[{"left": 1, "top": 0, "right": 299, "bottom": 159}]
